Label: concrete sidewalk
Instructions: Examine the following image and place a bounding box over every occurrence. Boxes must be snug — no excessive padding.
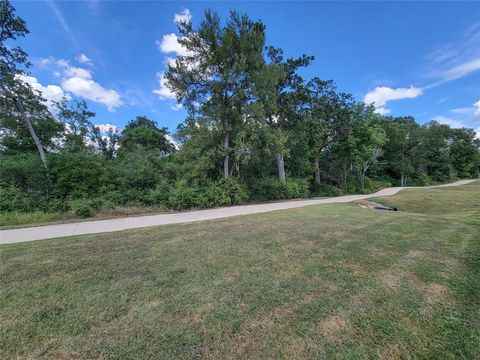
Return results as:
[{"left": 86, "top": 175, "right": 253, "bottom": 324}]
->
[{"left": 1, "top": 179, "right": 476, "bottom": 244}]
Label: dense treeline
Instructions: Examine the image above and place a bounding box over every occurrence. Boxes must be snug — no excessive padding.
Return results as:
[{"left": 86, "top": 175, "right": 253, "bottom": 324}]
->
[{"left": 1, "top": 2, "right": 479, "bottom": 219}]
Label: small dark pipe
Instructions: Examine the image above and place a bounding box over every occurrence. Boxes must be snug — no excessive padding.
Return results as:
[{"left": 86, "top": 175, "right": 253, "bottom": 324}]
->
[{"left": 374, "top": 206, "right": 398, "bottom": 211}]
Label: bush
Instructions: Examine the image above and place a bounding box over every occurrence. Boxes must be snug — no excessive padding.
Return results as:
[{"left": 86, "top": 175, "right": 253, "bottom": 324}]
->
[
  {"left": 313, "top": 184, "right": 344, "bottom": 197},
  {"left": 363, "top": 177, "right": 392, "bottom": 193},
  {"left": 167, "top": 181, "right": 202, "bottom": 210},
  {"left": 250, "top": 178, "right": 288, "bottom": 201},
  {"left": 146, "top": 179, "right": 172, "bottom": 206},
  {"left": 218, "top": 178, "right": 249, "bottom": 205},
  {"left": 167, "top": 179, "right": 250, "bottom": 210},
  {"left": 68, "top": 198, "right": 104, "bottom": 218},
  {"left": 286, "top": 178, "right": 310, "bottom": 199},
  {"left": 250, "top": 177, "right": 310, "bottom": 201},
  {"left": 46, "top": 198, "right": 70, "bottom": 213},
  {"left": 50, "top": 153, "right": 106, "bottom": 199},
  {"left": 414, "top": 174, "right": 432, "bottom": 186},
  {"left": 0, "top": 186, "right": 48, "bottom": 212}
]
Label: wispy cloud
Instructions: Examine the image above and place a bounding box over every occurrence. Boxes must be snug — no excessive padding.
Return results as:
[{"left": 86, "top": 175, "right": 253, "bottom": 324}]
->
[
  {"left": 431, "top": 115, "right": 465, "bottom": 128},
  {"left": 425, "top": 22, "right": 480, "bottom": 88},
  {"left": 45, "top": 1, "right": 80, "bottom": 49}
]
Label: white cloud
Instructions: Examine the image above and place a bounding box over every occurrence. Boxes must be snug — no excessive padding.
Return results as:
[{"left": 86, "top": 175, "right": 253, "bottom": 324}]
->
[
  {"left": 76, "top": 53, "right": 92, "bottom": 66},
  {"left": 94, "top": 123, "right": 119, "bottom": 133},
  {"left": 437, "top": 58, "right": 480, "bottom": 82},
  {"left": 174, "top": 9, "right": 191, "bottom": 24},
  {"left": 363, "top": 86, "right": 423, "bottom": 115},
  {"left": 451, "top": 107, "right": 472, "bottom": 115},
  {"left": 39, "top": 57, "right": 123, "bottom": 111},
  {"left": 474, "top": 100, "right": 480, "bottom": 120},
  {"left": 431, "top": 115, "right": 465, "bottom": 128},
  {"left": 152, "top": 72, "right": 176, "bottom": 100},
  {"left": 16, "top": 73, "right": 69, "bottom": 111},
  {"left": 450, "top": 100, "right": 480, "bottom": 121},
  {"left": 170, "top": 103, "right": 183, "bottom": 111},
  {"left": 62, "top": 76, "right": 123, "bottom": 111},
  {"left": 157, "top": 33, "right": 188, "bottom": 56},
  {"left": 475, "top": 127, "right": 480, "bottom": 139},
  {"left": 425, "top": 23, "right": 480, "bottom": 87}
]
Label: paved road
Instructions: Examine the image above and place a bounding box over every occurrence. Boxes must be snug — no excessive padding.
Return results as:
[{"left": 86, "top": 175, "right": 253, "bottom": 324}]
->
[{"left": 1, "top": 180, "right": 476, "bottom": 245}]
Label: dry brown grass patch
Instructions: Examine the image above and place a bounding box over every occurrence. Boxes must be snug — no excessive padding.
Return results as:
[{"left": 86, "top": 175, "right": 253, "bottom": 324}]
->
[
  {"left": 423, "top": 283, "right": 448, "bottom": 304},
  {"left": 318, "top": 313, "right": 350, "bottom": 342},
  {"left": 379, "top": 270, "right": 401, "bottom": 291}
]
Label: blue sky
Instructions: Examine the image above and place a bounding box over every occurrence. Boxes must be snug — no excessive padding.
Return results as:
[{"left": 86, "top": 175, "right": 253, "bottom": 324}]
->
[{"left": 12, "top": 1, "right": 480, "bottom": 135}]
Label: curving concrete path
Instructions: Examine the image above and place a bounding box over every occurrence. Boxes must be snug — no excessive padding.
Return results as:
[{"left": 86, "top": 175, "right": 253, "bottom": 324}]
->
[{"left": 0, "top": 180, "right": 476, "bottom": 245}]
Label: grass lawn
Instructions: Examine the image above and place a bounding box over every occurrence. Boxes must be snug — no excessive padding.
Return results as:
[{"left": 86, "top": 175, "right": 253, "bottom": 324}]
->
[{"left": 1, "top": 183, "right": 479, "bottom": 359}]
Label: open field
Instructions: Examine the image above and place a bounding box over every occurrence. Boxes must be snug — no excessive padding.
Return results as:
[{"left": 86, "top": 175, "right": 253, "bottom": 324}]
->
[{"left": 1, "top": 182, "right": 479, "bottom": 359}]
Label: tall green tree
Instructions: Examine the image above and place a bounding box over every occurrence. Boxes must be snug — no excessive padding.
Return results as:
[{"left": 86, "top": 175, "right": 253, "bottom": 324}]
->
[
  {"left": 0, "top": 0, "right": 50, "bottom": 170},
  {"left": 165, "top": 10, "right": 267, "bottom": 178}
]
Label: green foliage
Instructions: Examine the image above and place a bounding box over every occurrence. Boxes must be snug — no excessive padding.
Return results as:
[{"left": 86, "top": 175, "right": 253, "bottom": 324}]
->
[
  {"left": 68, "top": 199, "right": 94, "bottom": 218},
  {"left": 250, "top": 177, "right": 309, "bottom": 201},
  {"left": 146, "top": 179, "right": 172, "bottom": 206},
  {"left": 50, "top": 153, "right": 106, "bottom": 199},
  {"left": 285, "top": 178, "right": 310, "bottom": 198},
  {"left": 313, "top": 184, "right": 344, "bottom": 197},
  {"left": 68, "top": 198, "right": 105, "bottom": 218},
  {"left": 0, "top": 185, "right": 47, "bottom": 212},
  {"left": 218, "top": 178, "right": 250, "bottom": 205},
  {"left": 1, "top": 5, "right": 479, "bottom": 224},
  {"left": 167, "top": 179, "right": 249, "bottom": 210}
]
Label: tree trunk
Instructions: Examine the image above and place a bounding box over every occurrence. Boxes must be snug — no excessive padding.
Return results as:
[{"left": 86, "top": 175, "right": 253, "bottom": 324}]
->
[
  {"left": 276, "top": 153, "right": 286, "bottom": 184},
  {"left": 314, "top": 157, "right": 321, "bottom": 186},
  {"left": 223, "top": 118, "right": 229, "bottom": 178},
  {"left": 400, "top": 173, "right": 404, "bottom": 187},
  {"left": 361, "top": 168, "right": 366, "bottom": 192},
  {"left": 16, "top": 98, "right": 48, "bottom": 170}
]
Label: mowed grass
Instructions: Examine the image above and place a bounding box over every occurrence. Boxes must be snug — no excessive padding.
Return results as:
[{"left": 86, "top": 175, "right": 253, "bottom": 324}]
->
[{"left": 1, "top": 184, "right": 479, "bottom": 359}]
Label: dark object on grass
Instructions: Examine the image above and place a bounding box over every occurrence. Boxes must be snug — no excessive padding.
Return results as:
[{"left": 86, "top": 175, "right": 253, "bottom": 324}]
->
[{"left": 374, "top": 205, "right": 398, "bottom": 211}]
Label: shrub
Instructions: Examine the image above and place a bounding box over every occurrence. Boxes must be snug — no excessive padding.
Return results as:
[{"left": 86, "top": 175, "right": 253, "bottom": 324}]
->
[
  {"left": 414, "top": 174, "right": 432, "bottom": 186},
  {"left": 286, "top": 178, "right": 310, "bottom": 199},
  {"left": 0, "top": 186, "right": 48, "bottom": 212},
  {"left": 68, "top": 198, "right": 104, "bottom": 218},
  {"left": 50, "top": 153, "right": 106, "bottom": 199},
  {"left": 250, "top": 177, "right": 288, "bottom": 201},
  {"left": 167, "top": 179, "right": 249, "bottom": 210},
  {"left": 146, "top": 179, "right": 172, "bottom": 206},
  {"left": 363, "top": 177, "right": 392, "bottom": 193},
  {"left": 218, "top": 178, "right": 249, "bottom": 205},
  {"left": 46, "top": 198, "right": 70, "bottom": 213},
  {"left": 250, "top": 177, "right": 310, "bottom": 201},
  {"left": 313, "top": 184, "right": 344, "bottom": 197},
  {"left": 167, "top": 181, "right": 201, "bottom": 210}
]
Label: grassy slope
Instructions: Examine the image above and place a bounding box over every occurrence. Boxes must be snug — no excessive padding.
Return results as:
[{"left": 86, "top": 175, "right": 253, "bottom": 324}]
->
[{"left": 1, "top": 183, "right": 479, "bottom": 359}]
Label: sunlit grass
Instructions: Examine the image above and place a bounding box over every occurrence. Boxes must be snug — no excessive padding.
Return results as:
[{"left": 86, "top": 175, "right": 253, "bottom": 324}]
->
[{"left": 1, "top": 183, "right": 479, "bottom": 359}]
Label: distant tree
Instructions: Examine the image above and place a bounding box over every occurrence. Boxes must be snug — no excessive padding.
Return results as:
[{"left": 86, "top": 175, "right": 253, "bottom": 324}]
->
[
  {"left": 54, "top": 98, "right": 95, "bottom": 151},
  {"left": 351, "top": 104, "right": 387, "bottom": 191},
  {"left": 255, "top": 46, "right": 313, "bottom": 183},
  {"left": 118, "top": 116, "right": 175, "bottom": 156},
  {"left": 302, "top": 78, "right": 354, "bottom": 185},
  {"left": 91, "top": 125, "right": 120, "bottom": 160},
  {"left": 449, "top": 128, "right": 480, "bottom": 177}
]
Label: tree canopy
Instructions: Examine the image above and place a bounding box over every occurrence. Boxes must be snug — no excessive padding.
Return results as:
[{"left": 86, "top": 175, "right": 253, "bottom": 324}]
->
[{"left": 1, "top": 3, "right": 479, "bottom": 217}]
